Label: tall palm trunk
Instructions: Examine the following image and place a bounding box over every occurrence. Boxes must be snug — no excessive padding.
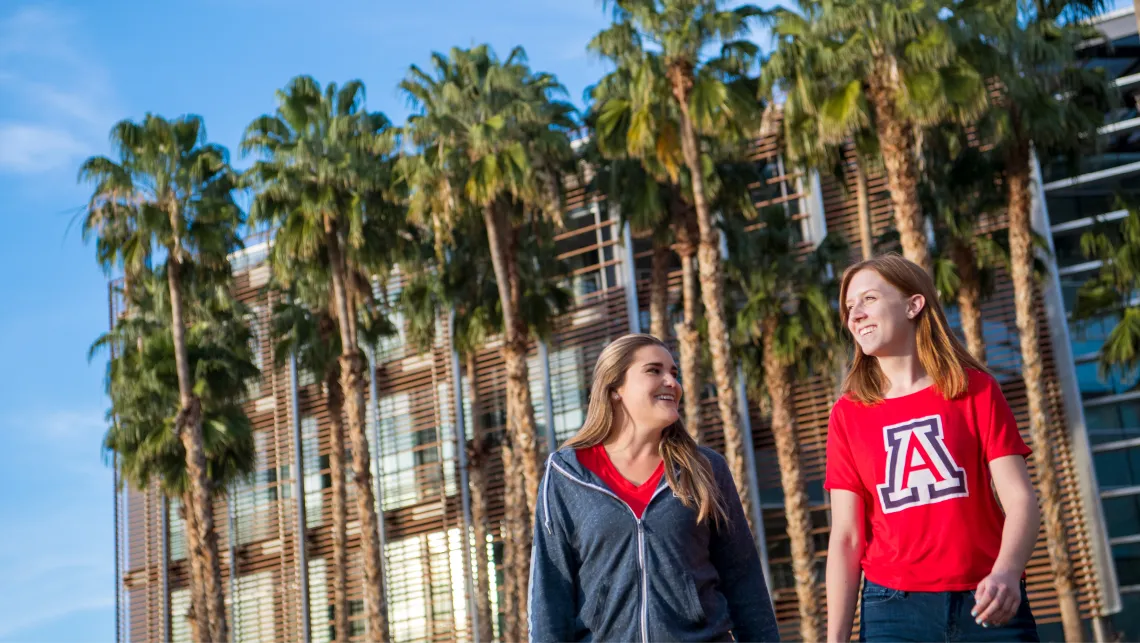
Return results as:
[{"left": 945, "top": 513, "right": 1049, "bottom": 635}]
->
[
  {"left": 324, "top": 214, "right": 390, "bottom": 642},
  {"left": 482, "top": 203, "right": 541, "bottom": 517},
  {"left": 166, "top": 238, "right": 228, "bottom": 643},
  {"left": 674, "top": 231, "right": 703, "bottom": 441},
  {"left": 953, "top": 243, "right": 987, "bottom": 364},
  {"left": 1007, "top": 142, "right": 1083, "bottom": 643},
  {"left": 669, "top": 66, "right": 754, "bottom": 532},
  {"left": 325, "top": 367, "right": 350, "bottom": 642},
  {"left": 855, "top": 159, "right": 873, "bottom": 260},
  {"left": 650, "top": 243, "right": 671, "bottom": 341},
  {"left": 482, "top": 201, "right": 539, "bottom": 639},
  {"left": 500, "top": 442, "right": 527, "bottom": 643},
  {"left": 465, "top": 354, "right": 495, "bottom": 643},
  {"left": 763, "top": 319, "right": 823, "bottom": 642},
  {"left": 865, "top": 57, "right": 931, "bottom": 274},
  {"left": 181, "top": 493, "right": 208, "bottom": 643}
]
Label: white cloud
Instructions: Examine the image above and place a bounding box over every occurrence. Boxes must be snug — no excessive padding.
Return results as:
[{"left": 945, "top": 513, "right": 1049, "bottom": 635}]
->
[
  {"left": 0, "top": 5, "right": 119, "bottom": 174},
  {"left": 0, "top": 123, "right": 90, "bottom": 173}
]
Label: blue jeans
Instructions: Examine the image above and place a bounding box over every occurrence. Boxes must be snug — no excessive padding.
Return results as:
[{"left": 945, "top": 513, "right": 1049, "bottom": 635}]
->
[{"left": 860, "top": 578, "right": 1040, "bottom": 642}]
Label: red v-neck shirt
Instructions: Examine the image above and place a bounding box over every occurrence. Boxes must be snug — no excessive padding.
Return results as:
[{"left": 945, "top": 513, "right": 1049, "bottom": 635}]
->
[{"left": 576, "top": 444, "right": 665, "bottom": 518}]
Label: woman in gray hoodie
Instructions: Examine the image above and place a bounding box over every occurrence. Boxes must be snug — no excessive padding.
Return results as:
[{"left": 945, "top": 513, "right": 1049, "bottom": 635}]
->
[{"left": 529, "top": 334, "right": 780, "bottom": 642}]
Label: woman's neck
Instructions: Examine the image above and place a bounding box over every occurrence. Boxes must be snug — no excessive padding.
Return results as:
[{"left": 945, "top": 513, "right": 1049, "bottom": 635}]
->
[
  {"left": 876, "top": 354, "right": 933, "bottom": 399},
  {"left": 604, "top": 420, "right": 664, "bottom": 462}
]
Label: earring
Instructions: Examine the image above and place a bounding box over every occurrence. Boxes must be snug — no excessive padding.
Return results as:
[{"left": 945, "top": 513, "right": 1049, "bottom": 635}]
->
[{"left": 611, "top": 392, "right": 620, "bottom": 400}]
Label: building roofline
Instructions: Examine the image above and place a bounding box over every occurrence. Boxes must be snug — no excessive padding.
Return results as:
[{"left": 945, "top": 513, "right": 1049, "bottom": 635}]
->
[{"left": 1089, "top": 5, "right": 1135, "bottom": 25}]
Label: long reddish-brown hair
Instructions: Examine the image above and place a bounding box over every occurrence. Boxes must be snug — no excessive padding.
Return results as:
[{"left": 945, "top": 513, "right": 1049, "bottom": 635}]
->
[{"left": 839, "top": 253, "right": 986, "bottom": 405}]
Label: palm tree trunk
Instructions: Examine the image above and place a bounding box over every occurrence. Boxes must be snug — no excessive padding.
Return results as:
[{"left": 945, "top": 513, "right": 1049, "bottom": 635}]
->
[
  {"left": 953, "top": 243, "right": 987, "bottom": 364},
  {"left": 1007, "top": 146, "right": 1083, "bottom": 643},
  {"left": 340, "top": 351, "right": 389, "bottom": 642},
  {"left": 763, "top": 319, "right": 823, "bottom": 642},
  {"left": 650, "top": 243, "right": 671, "bottom": 341},
  {"left": 466, "top": 353, "right": 495, "bottom": 643},
  {"left": 326, "top": 368, "right": 350, "bottom": 643},
  {"left": 500, "top": 442, "right": 525, "bottom": 643},
  {"left": 670, "top": 68, "right": 754, "bottom": 533},
  {"left": 865, "top": 58, "right": 931, "bottom": 274},
  {"left": 166, "top": 248, "right": 228, "bottom": 643},
  {"left": 181, "top": 493, "right": 208, "bottom": 643},
  {"left": 855, "top": 159, "right": 873, "bottom": 260},
  {"left": 325, "top": 214, "right": 390, "bottom": 642},
  {"left": 482, "top": 201, "right": 538, "bottom": 639},
  {"left": 675, "top": 243, "right": 702, "bottom": 441}
]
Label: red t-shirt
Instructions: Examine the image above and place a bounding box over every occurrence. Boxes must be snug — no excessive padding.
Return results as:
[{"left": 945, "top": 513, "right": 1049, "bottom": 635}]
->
[
  {"left": 824, "top": 369, "right": 1031, "bottom": 592},
  {"left": 576, "top": 444, "right": 665, "bottom": 518}
]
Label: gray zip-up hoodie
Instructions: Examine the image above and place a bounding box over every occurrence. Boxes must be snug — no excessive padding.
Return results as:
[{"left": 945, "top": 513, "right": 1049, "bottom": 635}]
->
[{"left": 528, "top": 446, "right": 780, "bottom": 643}]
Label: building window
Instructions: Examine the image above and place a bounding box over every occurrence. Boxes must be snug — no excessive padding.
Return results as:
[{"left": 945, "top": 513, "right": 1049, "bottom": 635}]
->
[
  {"left": 235, "top": 431, "right": 285, "bottom": 545},
  {"left": 233, "top": 570, "right": 276, "bottom": 642},
  {"left": 302, "top": 415, "right": 324, "bottom": 529},
  {"left": 170, "top": 588, "right": 191, "bottom": 643}
]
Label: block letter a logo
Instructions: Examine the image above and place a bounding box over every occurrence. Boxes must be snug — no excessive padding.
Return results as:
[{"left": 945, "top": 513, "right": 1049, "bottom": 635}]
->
[{"left": 876, "top": 415, "right": 968, "bottom": 514}]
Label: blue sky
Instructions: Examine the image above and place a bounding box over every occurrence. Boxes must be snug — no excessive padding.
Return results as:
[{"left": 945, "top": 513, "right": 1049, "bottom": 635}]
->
[
  {"left": 0, "top": 0, "right": 622, "bottom": 639},
  {"left": 0, "top": 0, "right": 1133, "bottom": 640}
]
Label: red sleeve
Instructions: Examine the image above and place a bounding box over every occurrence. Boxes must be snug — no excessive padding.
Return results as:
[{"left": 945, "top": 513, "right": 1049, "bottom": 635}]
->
[
  {"left": 973, "top": 371, "right": 1032, "bottom": 462},
  {"left": 824, "top": 401, "right": 864, "bottom": 493}
]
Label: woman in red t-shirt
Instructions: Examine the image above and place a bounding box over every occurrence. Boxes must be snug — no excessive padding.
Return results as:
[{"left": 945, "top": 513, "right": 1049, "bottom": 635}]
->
[{"left": 825, "top": 254, "right": 1042, "bottom": 642}]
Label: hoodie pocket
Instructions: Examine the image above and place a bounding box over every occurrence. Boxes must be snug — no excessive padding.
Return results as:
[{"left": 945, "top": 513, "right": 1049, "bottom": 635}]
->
[
  {"left": 585, "top": 582, "right": 611, "bottom": 629},
  {"left": 682, "top": 575, "right": 707, "bottom": 624}
]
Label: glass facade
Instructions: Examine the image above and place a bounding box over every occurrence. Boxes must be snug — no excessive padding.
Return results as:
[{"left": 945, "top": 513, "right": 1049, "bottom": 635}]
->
[{"left": 1041, "top": 8, "right": 1140, "bottom": 637}]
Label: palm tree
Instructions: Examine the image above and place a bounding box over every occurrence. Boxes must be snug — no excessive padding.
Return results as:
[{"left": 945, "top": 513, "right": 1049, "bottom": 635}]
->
[
  {"left": 96, "top": 266, "right": 257, "bottom": 642},
  {"left": 590, "top": 0, "right": 765, "bottom": 520},
  {"left": 726, "top": 208, "right": 846, "bottom": 642},
  {"left": 399, "top": 46, "right": 575, "bottom": 638},
  {"left": 1074, "top": 199, "right": 1140, "bottom": 395},
  {"left": 919, "top": 123, "right": 1007, "bottom": 363},
  {"left": 761, "top": 0, "right": 990, "bottom": 274},
  {"left": 970, "top": 1, "right": 1116, "bottom": 637},
  {"left": 586, "top": 62, "right": 709, "bottom": 439},
  {"left": 777, "top": 81, "right": 882, "bottom": 263},
  {"left": 270, "top": 264, "right": 350, "bottom": 642},
  {"left": 81, "top": 114, "right": 242, "bottom": 643},
  {"left": 242, "top": 76, "right": 400, "bottom": 641},
  {"left": 586, "top": 144, "right": 674, "bottom": 340},
  {"left": 399, "top": 227, "right": 499, "bottom": 643},
  {"left": 401, "top": 212, "right": 571, "bottom": 641}
]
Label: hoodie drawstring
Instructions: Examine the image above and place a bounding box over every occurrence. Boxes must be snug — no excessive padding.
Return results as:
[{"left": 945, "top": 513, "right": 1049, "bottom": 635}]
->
[{"left": 542, "top": 453, "right": 555, "bottom": 535}]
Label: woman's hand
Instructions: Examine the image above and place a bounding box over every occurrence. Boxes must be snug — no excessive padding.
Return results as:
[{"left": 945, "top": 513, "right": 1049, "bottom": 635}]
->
[
  {"left": 975, "top": 455, "right": 1040, "bottom": 629},
  {"left": 972, "top": 569, "right": 1022, "bottom": 627}
]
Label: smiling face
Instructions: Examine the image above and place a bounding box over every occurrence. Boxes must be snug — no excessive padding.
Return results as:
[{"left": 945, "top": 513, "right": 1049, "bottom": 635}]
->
[
  {"left": 844, "top": 268, "right": 926, "bottom": 358},
  {"left": 613, "top": 345, "right": 683, "bottom": 431}
]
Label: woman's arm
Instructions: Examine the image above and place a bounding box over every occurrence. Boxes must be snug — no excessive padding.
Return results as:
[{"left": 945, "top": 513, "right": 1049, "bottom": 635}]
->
[
  {"left": 528, "top": 471, "right": 579, "bottom": 642},
  {"left": 973, "top": 455, "right": 1040, "bottom": 628},
  {"left": 825, "top": 490, "right": 865, "bottom": 643},
  {"left": 707, "top": 455, "right": 781, "bottom": 642}
]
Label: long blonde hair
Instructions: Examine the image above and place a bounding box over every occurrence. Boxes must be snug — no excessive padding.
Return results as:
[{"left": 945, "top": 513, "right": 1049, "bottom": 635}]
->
[
  {"left": 839, "top": 253, "right": 987, "bottom": 405},
  {"left": 563, "top": 334, "right": 726, "bottom": 524}
]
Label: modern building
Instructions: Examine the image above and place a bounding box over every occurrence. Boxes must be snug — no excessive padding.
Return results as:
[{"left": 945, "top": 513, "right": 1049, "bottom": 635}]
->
[
  {"left": 1037, "top": 5, "right": 1140, "bottom": 637},
  {"left": 111, "top": 12, "right": 1138, "bottom": 639}
]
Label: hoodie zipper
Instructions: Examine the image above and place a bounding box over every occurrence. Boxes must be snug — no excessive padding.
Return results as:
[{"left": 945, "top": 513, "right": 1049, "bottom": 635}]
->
[{"left": 549, "top": 460, "right": 670, "bottom": 643}]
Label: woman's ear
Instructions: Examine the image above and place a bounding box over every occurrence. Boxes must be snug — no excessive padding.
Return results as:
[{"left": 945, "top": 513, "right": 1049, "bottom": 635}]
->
[{"left": 907, "top": 294, "right": 926, "bottom": 320}]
